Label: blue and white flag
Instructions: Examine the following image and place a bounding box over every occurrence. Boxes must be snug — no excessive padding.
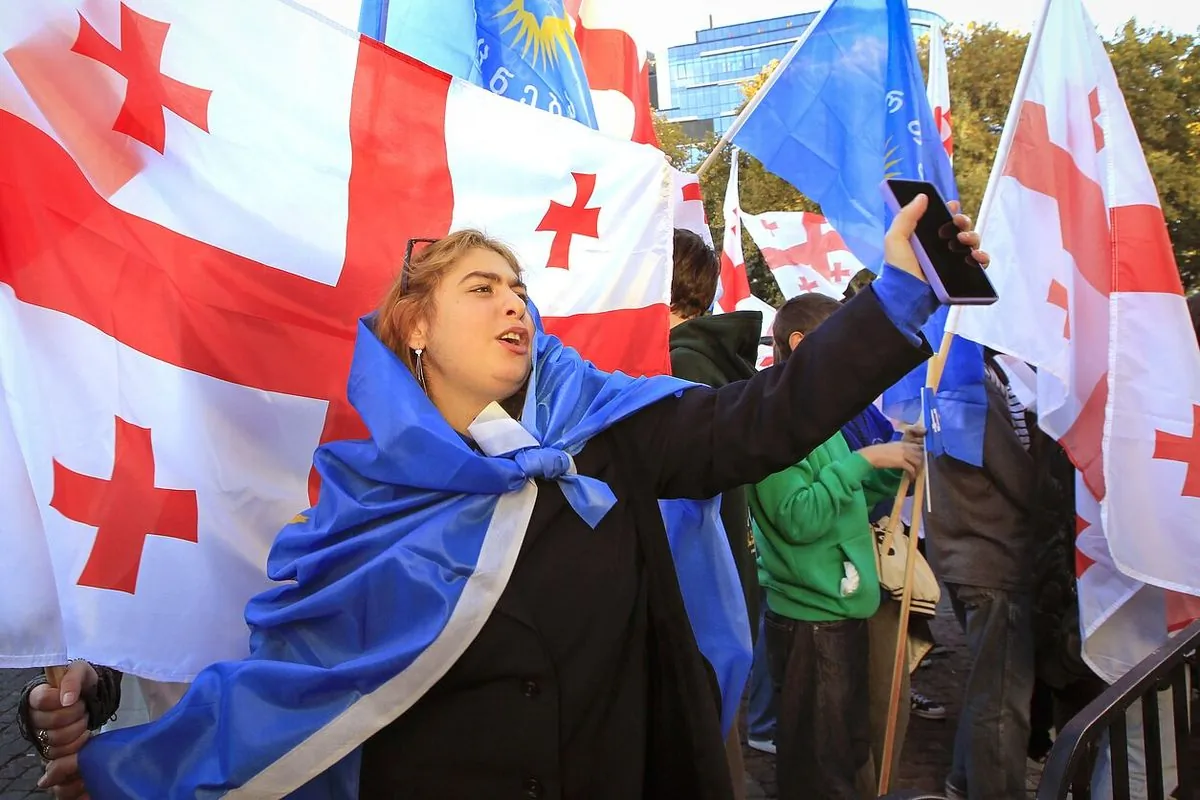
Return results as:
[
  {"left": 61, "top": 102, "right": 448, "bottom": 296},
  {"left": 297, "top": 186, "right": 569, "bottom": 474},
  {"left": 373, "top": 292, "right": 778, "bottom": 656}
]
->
[
  {"left": 730, "top": 0, "right": 985, "bottom": 465},
  {"left": 359, "top": 0, "right": 599, "bottom": 126},
  {"left": 78, "top": 310, "right": 750, "bottom": 798}
]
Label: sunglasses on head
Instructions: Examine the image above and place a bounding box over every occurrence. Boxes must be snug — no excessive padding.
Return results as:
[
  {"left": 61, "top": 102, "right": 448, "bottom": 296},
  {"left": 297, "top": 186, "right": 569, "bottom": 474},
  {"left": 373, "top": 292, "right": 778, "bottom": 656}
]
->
[{"left": 401, "top": 237, "right": 440, "bottom": 295}]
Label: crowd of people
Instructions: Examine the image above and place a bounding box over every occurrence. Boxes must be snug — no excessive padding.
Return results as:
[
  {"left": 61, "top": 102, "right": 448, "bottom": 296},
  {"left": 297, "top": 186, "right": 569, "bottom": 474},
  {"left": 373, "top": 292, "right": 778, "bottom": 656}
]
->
[{"left": 11, "top": 192, "right": 1188, "bottom": 799}]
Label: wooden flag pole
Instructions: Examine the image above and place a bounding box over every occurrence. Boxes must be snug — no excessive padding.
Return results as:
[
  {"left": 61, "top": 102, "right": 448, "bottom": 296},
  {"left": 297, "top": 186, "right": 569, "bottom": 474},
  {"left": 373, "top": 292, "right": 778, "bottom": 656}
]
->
[
  {"left": 45, "top": 665, "right": 68, "bottom": 687},
  {"left": 877, "top": 327, "right": 953, "bottom": 795},
  {"left": 876, "top": 468, "right": 929, "bottom": 794}
]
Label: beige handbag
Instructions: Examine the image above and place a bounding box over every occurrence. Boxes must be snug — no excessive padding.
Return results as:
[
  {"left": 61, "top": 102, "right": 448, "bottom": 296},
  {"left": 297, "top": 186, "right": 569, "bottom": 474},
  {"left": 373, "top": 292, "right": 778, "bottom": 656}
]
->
[{"left": 873, "top": 515, "right": 940, "bottom": 618}]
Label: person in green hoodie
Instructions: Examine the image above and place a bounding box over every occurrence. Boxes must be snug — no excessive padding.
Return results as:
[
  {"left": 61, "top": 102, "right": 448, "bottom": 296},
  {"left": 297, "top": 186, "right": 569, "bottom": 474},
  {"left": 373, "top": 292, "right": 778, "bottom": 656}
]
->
[
  {"left": 749, "top": 292, "right": 923, "bottom": 800},
  {"left": 667, "top": 228, "right": 763, "bottom": 800}
]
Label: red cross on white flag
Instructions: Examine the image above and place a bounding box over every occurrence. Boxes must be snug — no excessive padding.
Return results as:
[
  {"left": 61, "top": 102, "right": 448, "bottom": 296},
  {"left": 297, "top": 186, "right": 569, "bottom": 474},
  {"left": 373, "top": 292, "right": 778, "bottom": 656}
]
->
[
  {"left": 926, "top": 24, "right": 953, "bottom": 160},
  {"left": 950, "top": 0, "right": 1200, "bottom": 680},
  {"left": 714, "top": 149, "right": 752, "bottom": 314},
  {"left": 742, "top": 211, "right": 866, "bottom": 301},
  {"left": 0, "top": 0, "right": 672, "bottom": 680},
  {"left": 671, "top": 168, "right": 712, "bottom": 248}
]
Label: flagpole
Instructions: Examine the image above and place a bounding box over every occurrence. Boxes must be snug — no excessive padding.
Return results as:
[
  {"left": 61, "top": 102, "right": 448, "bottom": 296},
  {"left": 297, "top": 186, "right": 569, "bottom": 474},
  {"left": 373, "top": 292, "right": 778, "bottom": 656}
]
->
[
  {"left": 694, "top": 0, "right": 838, "bottom": 179},
  {"left": 877, "top": 335, "right": 951, "bottom": 793}
]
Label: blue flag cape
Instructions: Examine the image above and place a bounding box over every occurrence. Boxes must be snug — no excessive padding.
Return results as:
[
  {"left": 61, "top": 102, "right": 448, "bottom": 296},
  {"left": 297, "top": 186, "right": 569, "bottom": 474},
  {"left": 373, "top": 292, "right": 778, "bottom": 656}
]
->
[{"left": 79, "top": 310, "right": 750, "bottom": 798}]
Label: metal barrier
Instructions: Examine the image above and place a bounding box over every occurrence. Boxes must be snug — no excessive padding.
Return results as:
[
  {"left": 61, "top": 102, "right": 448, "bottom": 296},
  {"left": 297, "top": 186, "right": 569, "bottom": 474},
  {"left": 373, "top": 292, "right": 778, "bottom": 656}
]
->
[{"left": 1036, "top": 619, "right": 1200, "bottom": 800}]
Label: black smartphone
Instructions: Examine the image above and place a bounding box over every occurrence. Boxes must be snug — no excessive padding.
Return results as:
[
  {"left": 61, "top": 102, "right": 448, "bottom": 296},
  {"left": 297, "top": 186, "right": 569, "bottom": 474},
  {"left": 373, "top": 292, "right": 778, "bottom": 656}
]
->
[{"left": 881, "top": 179, "right": 998, "bottom": 305}]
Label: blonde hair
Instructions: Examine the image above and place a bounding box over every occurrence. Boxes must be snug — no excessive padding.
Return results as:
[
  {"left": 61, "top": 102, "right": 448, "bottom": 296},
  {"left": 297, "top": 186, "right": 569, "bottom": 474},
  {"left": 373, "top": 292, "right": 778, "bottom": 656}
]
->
[{"left": 375, "top": 229, "right": 524, "bottom": 375}]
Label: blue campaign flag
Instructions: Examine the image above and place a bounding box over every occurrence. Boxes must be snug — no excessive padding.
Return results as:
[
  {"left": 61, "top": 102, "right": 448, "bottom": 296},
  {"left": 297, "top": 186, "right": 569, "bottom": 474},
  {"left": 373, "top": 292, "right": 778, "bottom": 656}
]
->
[
  {"left": 730, "top": 0, "right": 985, "bottom": 465},
  {"left": 359, "top": 0, "right": 598, "bottom": 127},
  {"left": 78, "top": 308, "right": 750, "bottom": 798}
]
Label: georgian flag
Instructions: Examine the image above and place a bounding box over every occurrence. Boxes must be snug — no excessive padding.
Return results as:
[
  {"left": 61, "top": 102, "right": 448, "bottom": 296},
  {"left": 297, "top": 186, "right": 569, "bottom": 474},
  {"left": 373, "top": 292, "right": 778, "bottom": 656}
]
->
[
  {"left": 567, "top": 0, "right": 659, "bottom": 145},
  {"left": 742, "top": 211, "right": 867, "bottom": 300},
  {"left": 713, "top": 148, "right": 752, "bottom": 313},
  {"left": 672, "top": 167, "right": 713, "bottom": 248},
  {"left": 926, "top": 23, "right": 953, "bottom": 159},
  {"left": 0, "top": 0, "right": 673, "bottom": 680},
  {"left": 950, "top": 0, "right": 1200, "bottom": 680}
]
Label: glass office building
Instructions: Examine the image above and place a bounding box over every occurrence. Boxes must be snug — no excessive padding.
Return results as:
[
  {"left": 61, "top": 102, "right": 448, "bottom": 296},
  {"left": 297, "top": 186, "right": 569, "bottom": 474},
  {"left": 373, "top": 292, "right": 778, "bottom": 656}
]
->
[{"left": 663, "top": 9, "right": 947, "bottom": 139}]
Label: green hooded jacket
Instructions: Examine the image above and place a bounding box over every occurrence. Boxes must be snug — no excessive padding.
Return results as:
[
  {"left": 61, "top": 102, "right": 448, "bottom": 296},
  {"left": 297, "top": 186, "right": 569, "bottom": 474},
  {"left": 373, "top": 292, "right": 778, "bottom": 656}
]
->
[{"left": 748, "top": 432, "right": 902, "bottom": 622}]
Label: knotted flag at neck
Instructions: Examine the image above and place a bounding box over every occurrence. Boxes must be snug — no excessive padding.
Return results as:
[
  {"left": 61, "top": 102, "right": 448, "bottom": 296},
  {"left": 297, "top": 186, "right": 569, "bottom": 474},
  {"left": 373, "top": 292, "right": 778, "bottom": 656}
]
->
[{"left": 79, "top": 306, "right": 751, "bottom": 799}]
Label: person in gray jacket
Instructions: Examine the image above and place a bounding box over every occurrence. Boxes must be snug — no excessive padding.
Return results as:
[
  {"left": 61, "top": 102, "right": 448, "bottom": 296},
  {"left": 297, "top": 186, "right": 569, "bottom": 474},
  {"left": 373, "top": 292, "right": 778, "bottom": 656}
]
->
[{"left": 925, "top": 351, "right": 1037, "bottom": 800}]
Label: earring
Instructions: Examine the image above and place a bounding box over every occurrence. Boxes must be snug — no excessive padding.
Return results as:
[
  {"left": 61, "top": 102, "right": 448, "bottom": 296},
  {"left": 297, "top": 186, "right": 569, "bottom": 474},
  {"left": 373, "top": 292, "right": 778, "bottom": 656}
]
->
[{"left": 413, "top": 348, "right": 426, "bottom": 391}]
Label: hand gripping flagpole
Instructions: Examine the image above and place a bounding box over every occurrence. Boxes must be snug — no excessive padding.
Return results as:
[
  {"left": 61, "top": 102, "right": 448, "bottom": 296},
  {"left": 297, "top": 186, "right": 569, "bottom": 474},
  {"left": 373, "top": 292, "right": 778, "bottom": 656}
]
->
[
  {"left": 877, "top": 4, "right": 1054, "bottom": 788},
  {"left": 44, "top": 666, "right": 68, "bottom": 685}
]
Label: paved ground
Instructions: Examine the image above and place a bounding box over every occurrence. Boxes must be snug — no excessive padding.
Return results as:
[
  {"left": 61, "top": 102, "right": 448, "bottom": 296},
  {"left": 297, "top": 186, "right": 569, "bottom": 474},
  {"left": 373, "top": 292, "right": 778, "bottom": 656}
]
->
[{"left": 1, "top": 667, "right": 41, "bottom": 800}]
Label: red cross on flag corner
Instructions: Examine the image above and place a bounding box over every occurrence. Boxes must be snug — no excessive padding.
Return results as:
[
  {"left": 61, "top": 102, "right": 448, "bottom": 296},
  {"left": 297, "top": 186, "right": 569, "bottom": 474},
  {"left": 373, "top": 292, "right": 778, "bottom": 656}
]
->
[
  {"left": 947, "top": 0, "right": 1200, "bottom": 680},
  {"left": 0, "top": 0, "right": 672, "bottom": 680}
]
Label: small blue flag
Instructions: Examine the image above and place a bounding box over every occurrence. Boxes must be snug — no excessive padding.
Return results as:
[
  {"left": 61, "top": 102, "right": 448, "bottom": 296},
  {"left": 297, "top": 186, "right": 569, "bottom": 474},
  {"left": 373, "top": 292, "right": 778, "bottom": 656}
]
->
[{"left": 921, "top": 386, "right": 945, "bottom": 458}]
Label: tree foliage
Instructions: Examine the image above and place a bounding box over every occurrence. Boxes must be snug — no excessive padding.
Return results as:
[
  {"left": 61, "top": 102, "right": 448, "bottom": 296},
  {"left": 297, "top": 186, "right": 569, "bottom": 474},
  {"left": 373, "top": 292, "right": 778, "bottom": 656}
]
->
[
  {"left": 1105, "top": 23, "right": 1200, "bottom": 287},
  {"left": 652, "top": 113, "right": 706, "bottom": 171},
  {"left": 673, "top": 20, "right": 1200, "bottom": 295},
  {"left": 936, "top": 24, "right": 1029, "bottom": 221}
]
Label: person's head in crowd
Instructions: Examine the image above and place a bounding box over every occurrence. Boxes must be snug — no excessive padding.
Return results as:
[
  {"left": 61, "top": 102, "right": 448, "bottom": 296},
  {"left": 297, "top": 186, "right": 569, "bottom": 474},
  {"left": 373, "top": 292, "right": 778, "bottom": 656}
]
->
[
  {"left": 669, "top": 228, "right": 720, "bottom": 327},
  {"left": 375, "top": 229, "right": 532, "bottom": 432},
  {"left": 772, "top": 293, "right": 842, "bottom": 365},
  {"left": 1188, "top": 293, "right": 1200, "bottom": 346}
]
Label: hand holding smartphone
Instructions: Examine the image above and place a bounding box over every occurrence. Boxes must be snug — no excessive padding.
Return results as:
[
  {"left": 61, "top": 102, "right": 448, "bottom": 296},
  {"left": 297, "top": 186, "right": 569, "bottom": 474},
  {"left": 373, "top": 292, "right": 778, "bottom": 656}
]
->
[{"left": 880, "top": 179, "right": 998, "bottom": 305}]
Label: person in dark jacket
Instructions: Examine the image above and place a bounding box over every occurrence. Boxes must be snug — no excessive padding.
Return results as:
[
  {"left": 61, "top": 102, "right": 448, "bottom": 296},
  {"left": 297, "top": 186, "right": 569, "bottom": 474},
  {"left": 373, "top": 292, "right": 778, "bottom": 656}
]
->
[
  {"left": 26, "top": 196, "right": 988, "bottom": 800},
  {"left": 667, "top": 228, "right": 764, "bottom": 798},
  {"left": 925, "top": 352, "right": 1039, "bottom": 800}
]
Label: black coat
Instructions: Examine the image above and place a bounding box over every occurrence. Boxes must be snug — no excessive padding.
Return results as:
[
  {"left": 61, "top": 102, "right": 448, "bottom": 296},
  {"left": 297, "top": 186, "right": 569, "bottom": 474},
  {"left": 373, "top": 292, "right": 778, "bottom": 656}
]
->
[
  {"left": 359, "top": 289, "right": 929, "bottom": 799},
  {"left": 925, "top": 364, "right": 1037, "bottom": 591}
]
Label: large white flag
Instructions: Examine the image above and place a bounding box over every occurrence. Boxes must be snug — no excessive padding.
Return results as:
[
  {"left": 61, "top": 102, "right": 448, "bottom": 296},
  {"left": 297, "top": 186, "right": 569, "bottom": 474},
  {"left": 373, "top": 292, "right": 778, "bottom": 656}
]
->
[
  {"left": 0, "top": 0, "right": 672, "bottom": 680},
  {"left": 949, "top": 0, "right": 1200, "bottom": 679}
]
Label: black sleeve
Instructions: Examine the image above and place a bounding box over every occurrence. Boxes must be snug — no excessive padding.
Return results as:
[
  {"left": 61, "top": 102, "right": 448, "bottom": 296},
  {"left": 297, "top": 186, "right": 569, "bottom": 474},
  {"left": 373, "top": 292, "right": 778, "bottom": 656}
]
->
[{"left": 619, "top": 287, "right": 932, "bottom": 500}]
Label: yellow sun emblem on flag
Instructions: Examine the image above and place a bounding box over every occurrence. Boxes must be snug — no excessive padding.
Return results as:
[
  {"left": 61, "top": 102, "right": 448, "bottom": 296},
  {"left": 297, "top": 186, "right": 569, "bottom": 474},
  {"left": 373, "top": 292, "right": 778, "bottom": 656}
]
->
[
  {"left": 884, "top": 136, "right": 902, "bottom": 180},
  {"left": 495, "top": 0, "right": 577, "bottom": 69}
]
